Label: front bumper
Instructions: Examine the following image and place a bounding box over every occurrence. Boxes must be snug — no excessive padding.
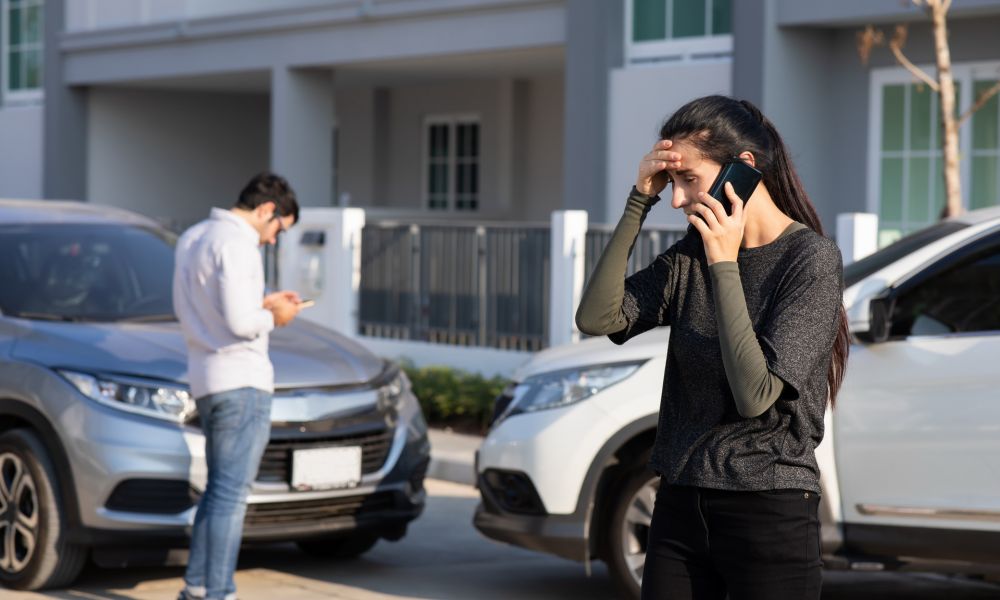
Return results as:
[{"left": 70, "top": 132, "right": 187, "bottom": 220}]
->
[
  {"left": 64, "top": 383, "right": 430, "bottom": 546},
  {"left": 473, "top": 468, "right": 588, "bottom": 562}
]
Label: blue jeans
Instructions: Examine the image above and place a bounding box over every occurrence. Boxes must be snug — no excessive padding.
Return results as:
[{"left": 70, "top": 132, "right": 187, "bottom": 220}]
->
[{"left": 184, "top": 387, "right": 272, "bottom": 600}]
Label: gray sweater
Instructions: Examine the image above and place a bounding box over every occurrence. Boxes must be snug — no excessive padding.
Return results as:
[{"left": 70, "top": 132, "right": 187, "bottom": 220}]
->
[{"left": 576, "top": 189, "right": 843, "bottom": 492}]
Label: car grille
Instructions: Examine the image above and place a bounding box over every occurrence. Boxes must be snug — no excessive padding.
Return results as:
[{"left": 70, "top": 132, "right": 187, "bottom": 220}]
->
[
  {"left": 256, "top": 428, "right": 395, "bottom": 484},
  {"left": 244, "top": 492, "right": 397, "bottom": 527}
]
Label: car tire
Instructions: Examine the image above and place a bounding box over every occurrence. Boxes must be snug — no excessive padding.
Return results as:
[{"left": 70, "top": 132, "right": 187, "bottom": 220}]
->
[
  {"left": 0, "top": 428, "right": 87, "bottom": 591},
  {"left": 603, "top": 453, "right": 659, "bottom": 600},
  {"left": 295, "top": 532, "right": 379, "bottom": 559}
]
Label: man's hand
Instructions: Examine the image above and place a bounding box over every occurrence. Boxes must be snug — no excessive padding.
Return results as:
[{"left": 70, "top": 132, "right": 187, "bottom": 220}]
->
[
  {"left": 264, "top": 291, "right": 302, "bottom": 327},
  {"left": 636, "top": 139, "right": 683, "bottom": 197},
  {"left": 263, "top": 290, "right": 301, "bottom": 309}
]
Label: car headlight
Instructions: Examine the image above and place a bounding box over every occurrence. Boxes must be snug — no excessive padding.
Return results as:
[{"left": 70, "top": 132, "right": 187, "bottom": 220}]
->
[
  {"left": 58, "top": 370, "right": 196, "bottom": 424},
  {"left": 502, "top": 360, "right": 646, "bottom": 419},
  {"left": 376, "top": 366, "right": 412, "bottom": 414}
]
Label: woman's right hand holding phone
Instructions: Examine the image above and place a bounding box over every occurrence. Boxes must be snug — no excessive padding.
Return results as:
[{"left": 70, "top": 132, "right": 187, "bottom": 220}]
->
[{"left": 636, "top": 139, "right": 683, "bottom": 197}]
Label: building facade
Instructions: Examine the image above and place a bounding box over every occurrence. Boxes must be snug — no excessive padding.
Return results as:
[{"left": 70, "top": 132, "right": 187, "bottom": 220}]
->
[{"left": 0, "top": 0, "right": 997, "bottom": 239}]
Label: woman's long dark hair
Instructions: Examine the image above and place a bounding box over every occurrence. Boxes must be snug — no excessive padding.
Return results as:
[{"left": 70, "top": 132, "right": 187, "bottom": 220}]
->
[{"left": 660, "top": 95, "right": 850, "bottom": 407}]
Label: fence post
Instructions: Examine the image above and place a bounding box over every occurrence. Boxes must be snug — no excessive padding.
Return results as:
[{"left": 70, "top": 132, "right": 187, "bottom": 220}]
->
[
  {"left": 836, "top": 213, "right": 879, "bottom": 266},
  {"left": 279, "top": 207, "right": 366, "bottom": 336},
  {"left": 549, "top": 210, "right": 589, "bottom": 348}
]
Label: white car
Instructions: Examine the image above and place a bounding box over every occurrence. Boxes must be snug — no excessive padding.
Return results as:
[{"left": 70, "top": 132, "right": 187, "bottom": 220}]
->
[{"left": 474, "top": 206, "right": 1000, "bottom": 599}]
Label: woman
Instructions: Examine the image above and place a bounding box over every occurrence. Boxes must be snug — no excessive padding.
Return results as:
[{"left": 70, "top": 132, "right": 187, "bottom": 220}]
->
[{"left": 576, "top": 95, "right": 849, "bottom": 600}]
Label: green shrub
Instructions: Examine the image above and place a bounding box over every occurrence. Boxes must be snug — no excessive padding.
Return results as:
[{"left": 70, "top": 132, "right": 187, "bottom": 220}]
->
[{"left": 400, "top": 362, "right": 509, "bottom": 434}]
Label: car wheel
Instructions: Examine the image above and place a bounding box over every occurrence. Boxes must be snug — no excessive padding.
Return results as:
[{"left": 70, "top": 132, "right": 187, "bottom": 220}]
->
[
  {"left": 603, "top": 456, "right": 659, "bottom": 600},
  {"left": 296, "top": 532, "right": 379, "bottom": 559},
  {"left": 0, "top": 429, "right": 87, "bottom": 590}
]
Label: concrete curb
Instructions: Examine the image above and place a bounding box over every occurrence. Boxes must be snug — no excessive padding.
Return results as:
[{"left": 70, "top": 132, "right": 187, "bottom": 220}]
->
[{"left": 427, "top": 428, "right": 482, "bottom": 486}]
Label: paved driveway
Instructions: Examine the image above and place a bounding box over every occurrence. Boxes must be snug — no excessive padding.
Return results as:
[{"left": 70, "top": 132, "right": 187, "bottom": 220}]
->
[{"left": 8, "top": 479, "right": 1000, "bottom": 599}]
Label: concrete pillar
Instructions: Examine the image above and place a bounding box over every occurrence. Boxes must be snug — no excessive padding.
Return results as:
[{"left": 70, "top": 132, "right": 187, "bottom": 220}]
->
[
  {"left": 279, "top": 207, "right": 366, "bottom": 336},
  {"left": 549, "top": 210, "right": 589, "bottom": 347},
  {"left": 271, "top": 67, "right": 334, "bottom": 207},
  {"left": 563, "top": 0, "right": 624, "bottom": 222},
  {"left": 43, "top": 0, "right": 88, "bottom": 201},
  {"left": 836, "top": 213, "right": 879, "bottom": 265}
]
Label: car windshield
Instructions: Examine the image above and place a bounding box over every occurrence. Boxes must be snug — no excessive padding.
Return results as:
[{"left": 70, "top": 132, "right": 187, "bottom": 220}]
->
[
  {"left": 843, "top": 221, "right": 969, "bottom": 289},
  {"left": 0, "top": 224, "right": 177, "bottom": 322}
]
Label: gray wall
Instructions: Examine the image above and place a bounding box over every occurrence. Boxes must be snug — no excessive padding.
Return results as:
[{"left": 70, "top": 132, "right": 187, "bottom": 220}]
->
[
  {"left": 517, "top": 74, "right": 564, "bottom": 221},
  {"left": 335, "top": 86, "right": 377, "bottom": 209},
  {"left": 61, "top": 1, "right": 566, "bottom": 86},
  {"left": 44, "top": 0, "right": 87, "bottom": 201},
  {"left": 0, "top": 106, "right": 44, "bottom": 199},
  {"left": 563, "top": 0, "right": 624, "bottom": 220},
  {"left": 87, "top": 88, "right": 270, "bottom": 225},
  {"left": 340, "top": 75, "right": 563, "bottom": 221},
  {"left": 386, "top": 80, "right": 508, "bottom": 218}
]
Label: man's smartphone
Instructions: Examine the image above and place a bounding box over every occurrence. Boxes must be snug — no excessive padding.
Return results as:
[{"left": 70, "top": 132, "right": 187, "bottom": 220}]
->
[
  {"left": 298, "top": 299, "right": 316, "bottom": 309},
  {"left": 706, "top": 160, "right": 763, "bottom": 215}
]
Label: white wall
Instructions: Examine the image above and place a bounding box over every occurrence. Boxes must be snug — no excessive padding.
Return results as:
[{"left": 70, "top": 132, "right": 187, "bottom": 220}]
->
[
  {"left": 0, "top": 105, "right": 44, "bottom": 199},
  {"left": 605, "top": 60, "right": 731, "bottom": 229},
  {"left": 87, "top": 88, "right": 269, "bottom": 226}
]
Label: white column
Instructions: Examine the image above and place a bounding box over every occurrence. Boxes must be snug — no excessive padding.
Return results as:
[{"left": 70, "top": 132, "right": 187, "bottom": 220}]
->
[
  {"left": 836, "top": 213, "right": 879, "bottom": 265},
  {"left": 279, "top": 207, "right": 366, "bottom": 336},
  {"left": 549, "top": 210, "right": 589, "bottom": 347},
  {"left": 271, "top": 66, "right": 334, "bottom": 207}
]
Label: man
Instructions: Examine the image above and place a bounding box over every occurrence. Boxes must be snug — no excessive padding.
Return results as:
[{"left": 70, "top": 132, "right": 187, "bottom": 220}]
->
[{"left": 173, "top": 172, "right": 303, "bottom": 600}]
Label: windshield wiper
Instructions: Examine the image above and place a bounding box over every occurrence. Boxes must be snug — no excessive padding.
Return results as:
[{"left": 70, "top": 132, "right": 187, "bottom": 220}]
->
[
  {"left": 119, "top": 314, "right": 177, "bottom": 323},
  {"left": 11, "top": 312, "right": 87, "bottom": 322}
]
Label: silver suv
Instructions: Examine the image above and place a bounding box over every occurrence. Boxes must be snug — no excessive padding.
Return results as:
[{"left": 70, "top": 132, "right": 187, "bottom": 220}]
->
[{"left": 0, "top": 200, "right": 430, "bottom": 591}]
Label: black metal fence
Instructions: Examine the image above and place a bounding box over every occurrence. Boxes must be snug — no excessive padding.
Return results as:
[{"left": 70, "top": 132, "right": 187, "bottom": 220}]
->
[
  {"left": 583, "top": 225, "right": 688, "bottom": 285},
  {"left": 359, "top": 221, "right": 551, "bottom": 352}
]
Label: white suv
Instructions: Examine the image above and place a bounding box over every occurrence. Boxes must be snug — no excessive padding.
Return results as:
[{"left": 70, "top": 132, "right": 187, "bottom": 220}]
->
[{"left": 474, "top": 206, "right": 1000, "bottom": 599}]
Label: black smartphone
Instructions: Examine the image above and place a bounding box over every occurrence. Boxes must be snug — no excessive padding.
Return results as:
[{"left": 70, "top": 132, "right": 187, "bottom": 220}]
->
[{"left": 706, "top": 160, "right": 763, "bottom": 215}]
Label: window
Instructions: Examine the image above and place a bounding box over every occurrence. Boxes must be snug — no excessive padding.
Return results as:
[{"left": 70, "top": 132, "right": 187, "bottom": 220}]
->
[
  {"left": 2, "top": 0, "right": 44, "bottom": 102},
  {"left": 972, "top": 79, "right": 1000, "bottom": 211},
  {"left": 870, "top": 63, "right": 1000, "bottom": 247},
  {"left": 890, "top": 240, "right": 1000, "bottom": 337},
  {"left": 627, "top": 0, "right": 732, "bottom": 64},
  {"left": 424, "top": 117, "right": 479, "bottom": 212}
]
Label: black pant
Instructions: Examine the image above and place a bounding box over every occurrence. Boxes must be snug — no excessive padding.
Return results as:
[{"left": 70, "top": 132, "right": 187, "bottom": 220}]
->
[{"left": 641, "top": 481, "right": 823, "bottom": 600}]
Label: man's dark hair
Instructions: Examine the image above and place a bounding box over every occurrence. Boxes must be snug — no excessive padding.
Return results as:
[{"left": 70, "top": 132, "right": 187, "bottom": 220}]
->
[{"left": 235, "top": 172, "right": 300, "bottom": 224}]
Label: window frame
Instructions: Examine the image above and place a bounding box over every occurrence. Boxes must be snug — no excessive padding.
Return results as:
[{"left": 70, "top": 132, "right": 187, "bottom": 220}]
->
[
  {"left": 1, "top": 0, "right": 45, "bottom": 105},
  {"left": 624, "top": 0, "right": 733, "bottom": 65},
  {"left": 421, "top": 114, "right": 481, "bottom": 212},
  {"left": 867, "top": 60, "right": 1000, "bottom": 243}
]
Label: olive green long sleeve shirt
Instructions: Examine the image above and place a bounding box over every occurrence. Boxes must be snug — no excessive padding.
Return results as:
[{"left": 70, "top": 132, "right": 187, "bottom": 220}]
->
[{"left": 575, "top": 187, "right": 806, "bottom": 419}]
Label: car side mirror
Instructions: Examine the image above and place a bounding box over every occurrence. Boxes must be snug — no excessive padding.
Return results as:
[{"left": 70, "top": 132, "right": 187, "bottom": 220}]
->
[{"left": 857, "top": 294, "right": 894, "bottom": 344}]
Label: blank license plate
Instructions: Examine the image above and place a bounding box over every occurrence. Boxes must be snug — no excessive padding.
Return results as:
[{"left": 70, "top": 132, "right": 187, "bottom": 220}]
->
[{"left": 291, "top": 446, "right": 362, "bottom": 491}]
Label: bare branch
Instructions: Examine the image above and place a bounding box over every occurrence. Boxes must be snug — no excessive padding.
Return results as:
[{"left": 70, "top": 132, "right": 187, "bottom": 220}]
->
[
  {"left": 857, "top": 26, "right": 885, "bottom": 66},
  {"left": 889, "top": 25, "right": 940, "bottom": 91},
  {"left": 958, "top": 80, "right": 1000, "bottom": 125}
]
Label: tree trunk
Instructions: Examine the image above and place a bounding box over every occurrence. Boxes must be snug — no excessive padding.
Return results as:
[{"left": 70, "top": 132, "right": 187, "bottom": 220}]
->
[{"left": 931, "top": 2, "right": 963, "bottom": 218}]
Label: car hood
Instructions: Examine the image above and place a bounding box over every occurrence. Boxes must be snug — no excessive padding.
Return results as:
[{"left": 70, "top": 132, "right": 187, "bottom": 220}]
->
[
  {"left": 513, "top": 327, "right": 670, "bottom": 381},
  {"left": 9, "top": 318, "right": 384, "bottom": 388}
]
